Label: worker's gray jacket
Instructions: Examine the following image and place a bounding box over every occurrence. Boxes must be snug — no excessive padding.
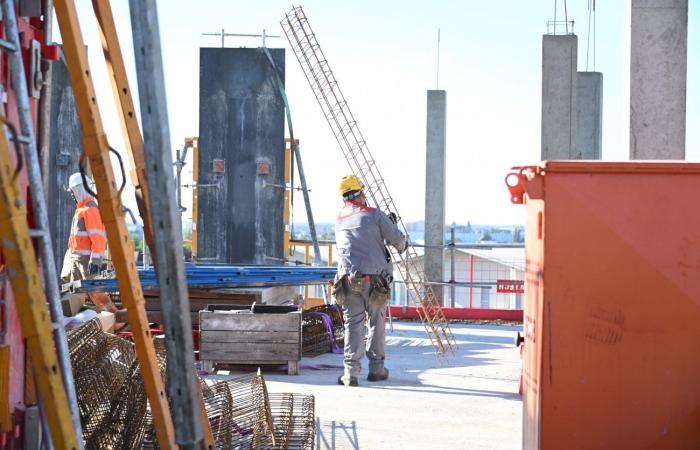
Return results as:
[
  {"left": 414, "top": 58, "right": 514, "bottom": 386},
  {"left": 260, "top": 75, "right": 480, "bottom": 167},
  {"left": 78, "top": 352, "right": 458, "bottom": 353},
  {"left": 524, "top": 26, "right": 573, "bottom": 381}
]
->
[{"left": 335, "top": 200, "right": 407, "bottom": 276}]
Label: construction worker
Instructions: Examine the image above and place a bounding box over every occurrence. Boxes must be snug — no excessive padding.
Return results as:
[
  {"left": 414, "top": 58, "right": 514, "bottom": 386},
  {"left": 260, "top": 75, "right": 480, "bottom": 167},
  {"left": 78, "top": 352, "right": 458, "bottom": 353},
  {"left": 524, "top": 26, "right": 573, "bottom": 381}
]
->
[
  {"left": 61, "top": 172, "right": 107, "bottom": 281},
  {"left": 60, "top": 172, "right": 117, "bottom": 314},
  {"left": 333, "top": 174, "right": 408, "bottom": 386}
]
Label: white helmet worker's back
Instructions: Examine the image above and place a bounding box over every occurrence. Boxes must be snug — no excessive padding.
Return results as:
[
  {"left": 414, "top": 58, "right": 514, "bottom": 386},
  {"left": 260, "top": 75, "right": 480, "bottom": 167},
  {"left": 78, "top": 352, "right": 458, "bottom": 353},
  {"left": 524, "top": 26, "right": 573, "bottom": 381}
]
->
[
  {"left": 68, "top": 172, "right": 90, "bottom": 189},
  {"left": 67, "top": 172, "right": 94, "bottom": 203}
]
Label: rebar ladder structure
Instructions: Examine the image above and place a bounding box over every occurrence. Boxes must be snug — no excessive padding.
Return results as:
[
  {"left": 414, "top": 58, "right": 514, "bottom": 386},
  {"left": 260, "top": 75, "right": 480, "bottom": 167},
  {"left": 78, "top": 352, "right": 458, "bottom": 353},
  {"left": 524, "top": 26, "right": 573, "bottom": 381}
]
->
[{"left": 281, "top": 6, "right": 456, "bottom": 362}]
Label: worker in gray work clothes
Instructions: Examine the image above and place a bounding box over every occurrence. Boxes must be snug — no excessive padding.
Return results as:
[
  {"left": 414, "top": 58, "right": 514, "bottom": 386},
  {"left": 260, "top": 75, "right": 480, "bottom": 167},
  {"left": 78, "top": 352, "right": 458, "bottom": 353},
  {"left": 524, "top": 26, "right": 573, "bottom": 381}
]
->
[{"left": 332, "top": 175, "right": 408, "bottom": 387}]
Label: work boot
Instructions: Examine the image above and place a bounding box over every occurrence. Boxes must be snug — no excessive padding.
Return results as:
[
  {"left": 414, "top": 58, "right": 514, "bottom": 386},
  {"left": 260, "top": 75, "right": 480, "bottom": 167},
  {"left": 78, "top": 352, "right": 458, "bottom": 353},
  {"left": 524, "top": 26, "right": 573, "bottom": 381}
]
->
[
  {"left": 337, "top": 374, "right": 358, "bottom": 387},
  {"left": 367, "top": 368, "right": 389, "bottom": 382}
]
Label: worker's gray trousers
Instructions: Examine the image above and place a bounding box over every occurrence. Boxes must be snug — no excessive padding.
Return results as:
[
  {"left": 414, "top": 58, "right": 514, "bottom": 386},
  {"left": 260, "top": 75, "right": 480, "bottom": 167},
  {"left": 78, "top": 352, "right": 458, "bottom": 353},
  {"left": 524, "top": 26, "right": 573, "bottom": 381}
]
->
[{"left": 341, "top": 278, "right": 386, "bottom": 377}]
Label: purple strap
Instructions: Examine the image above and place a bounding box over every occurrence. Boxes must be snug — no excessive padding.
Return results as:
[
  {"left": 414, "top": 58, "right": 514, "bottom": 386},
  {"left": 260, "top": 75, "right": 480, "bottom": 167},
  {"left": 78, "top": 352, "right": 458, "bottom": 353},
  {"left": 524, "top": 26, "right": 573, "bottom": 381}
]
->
[
  {"left": 232, "top": 422, "right": 254, "bottom": 436},
  {"left": 305, "top": 311, "right": 343, "bottom": 353},
  {"left": 300, "top": 363, "right": 344, "bottom": 370}
]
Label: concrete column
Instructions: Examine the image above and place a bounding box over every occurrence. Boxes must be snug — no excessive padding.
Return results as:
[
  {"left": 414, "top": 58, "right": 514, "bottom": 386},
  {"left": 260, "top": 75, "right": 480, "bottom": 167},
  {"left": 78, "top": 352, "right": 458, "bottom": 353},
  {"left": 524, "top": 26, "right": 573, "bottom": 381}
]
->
[
  {"left": 576, "top": 72, "right": 603, "bottom": 159},
  {"left": 425, "top": 90, "right": 446, "bottom": 306},
  {"left": 541, "top": 34, "right": 577, "bottom": 160},
  {"left": 629, "top": 0, "right": 688, "bottom": 159}
]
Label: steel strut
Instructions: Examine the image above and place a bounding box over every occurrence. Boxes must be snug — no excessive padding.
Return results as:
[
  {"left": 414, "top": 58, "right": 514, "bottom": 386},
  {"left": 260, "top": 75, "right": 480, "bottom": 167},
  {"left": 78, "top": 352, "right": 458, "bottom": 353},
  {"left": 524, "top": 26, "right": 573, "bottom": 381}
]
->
[
  {"left": 0, "top": 121, "right": 78, "bottom": 449},
  {"left": 52, "top": 0, "right": 177, "bottom": 447},
  {"left": 129, "top": 0, "right": 206, "bottom": 448}
]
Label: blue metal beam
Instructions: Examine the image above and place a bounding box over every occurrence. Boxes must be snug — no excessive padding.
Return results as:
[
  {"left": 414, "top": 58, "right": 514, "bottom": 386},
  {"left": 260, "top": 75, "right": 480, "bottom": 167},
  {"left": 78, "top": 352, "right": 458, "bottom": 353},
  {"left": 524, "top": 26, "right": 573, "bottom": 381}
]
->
[{"left": 71, "top": 265, "right": 336, "bottom": 293}]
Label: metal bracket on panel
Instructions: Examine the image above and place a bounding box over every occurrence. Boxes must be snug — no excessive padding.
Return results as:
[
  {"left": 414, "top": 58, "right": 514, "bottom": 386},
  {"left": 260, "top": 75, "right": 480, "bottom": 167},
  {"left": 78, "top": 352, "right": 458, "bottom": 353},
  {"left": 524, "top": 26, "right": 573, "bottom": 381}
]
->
[
  {"left": 55, "top": 152, "right": 70, "bottom": 167},
  {"left": 28, "top": 39, "right": 42, "bottom": 98},
  {"left": 212, "top": 158, "right": 225, "bottom": 175},
  {"left": 256, "top": 161, "right": 270, "bottom": 175}
]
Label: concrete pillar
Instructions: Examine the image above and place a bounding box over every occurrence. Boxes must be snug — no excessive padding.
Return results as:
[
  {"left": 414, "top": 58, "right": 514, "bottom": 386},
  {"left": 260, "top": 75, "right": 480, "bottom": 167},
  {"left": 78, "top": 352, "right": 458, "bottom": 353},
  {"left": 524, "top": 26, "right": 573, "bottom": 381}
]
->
[
  {"left": 629, "top": 0, "right": 687, "bottom": 159},
  {"left": 425, "top": 90, "right": 446, "bottom": 306},
  {"left": 541, "top": 34, "right": 577, "bottom": 160},
  {"left": 576, "top": 72, "right": 603, "bottom": 159}
]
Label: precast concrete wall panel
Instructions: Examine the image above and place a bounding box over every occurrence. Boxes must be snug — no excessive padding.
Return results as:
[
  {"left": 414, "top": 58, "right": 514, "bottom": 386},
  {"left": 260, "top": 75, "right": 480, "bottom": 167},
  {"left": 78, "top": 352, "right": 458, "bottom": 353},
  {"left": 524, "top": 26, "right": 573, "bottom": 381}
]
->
[
  {"left": 197, "top": 48, "right": 285, "bottom": 264},
  {"left": 48, "top": 54, "right": 82, "bottom": 276}
]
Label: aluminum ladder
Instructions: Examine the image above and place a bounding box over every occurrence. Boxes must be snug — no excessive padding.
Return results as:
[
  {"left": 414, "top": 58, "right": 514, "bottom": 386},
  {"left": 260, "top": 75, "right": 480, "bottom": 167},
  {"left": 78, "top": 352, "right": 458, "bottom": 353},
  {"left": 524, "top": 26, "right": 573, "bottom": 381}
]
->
[{"left": 0, "top": 1, "right": 83, "bottom": 447}]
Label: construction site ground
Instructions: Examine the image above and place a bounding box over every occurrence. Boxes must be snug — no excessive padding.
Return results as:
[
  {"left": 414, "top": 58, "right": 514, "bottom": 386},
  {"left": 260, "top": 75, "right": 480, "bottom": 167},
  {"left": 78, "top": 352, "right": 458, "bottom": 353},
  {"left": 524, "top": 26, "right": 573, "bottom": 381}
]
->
[{"left": 207, "top": 321, "right": 523, "bottom": 450}]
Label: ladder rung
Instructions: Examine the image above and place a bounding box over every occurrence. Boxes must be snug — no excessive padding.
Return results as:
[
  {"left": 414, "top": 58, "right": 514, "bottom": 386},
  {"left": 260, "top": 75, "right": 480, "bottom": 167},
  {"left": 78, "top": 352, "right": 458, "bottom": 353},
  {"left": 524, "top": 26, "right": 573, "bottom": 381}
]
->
[
  {"left": 28, "top": 229, "right": 48, "bottom": 237},
  {"left": 0, "top": 39, "right": 17, "bottom": 52},
  {"left": 0, "top": 38, "right": 16, "bottom": 53}
]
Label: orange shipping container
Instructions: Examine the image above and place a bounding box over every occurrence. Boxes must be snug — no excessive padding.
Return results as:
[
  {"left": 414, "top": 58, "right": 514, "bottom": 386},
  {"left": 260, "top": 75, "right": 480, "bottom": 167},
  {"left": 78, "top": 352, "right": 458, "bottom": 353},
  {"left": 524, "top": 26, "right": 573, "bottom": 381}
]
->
[{"left": 506, "top": 162, "right": 700, "bottom": 450}]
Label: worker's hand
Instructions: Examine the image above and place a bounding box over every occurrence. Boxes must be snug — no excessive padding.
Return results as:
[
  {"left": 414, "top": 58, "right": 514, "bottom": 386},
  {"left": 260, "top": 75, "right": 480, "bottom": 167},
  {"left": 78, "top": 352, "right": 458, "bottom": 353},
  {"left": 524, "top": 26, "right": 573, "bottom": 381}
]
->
[{"left": 388, "top": 212, "right": 398, "bottom": 224}]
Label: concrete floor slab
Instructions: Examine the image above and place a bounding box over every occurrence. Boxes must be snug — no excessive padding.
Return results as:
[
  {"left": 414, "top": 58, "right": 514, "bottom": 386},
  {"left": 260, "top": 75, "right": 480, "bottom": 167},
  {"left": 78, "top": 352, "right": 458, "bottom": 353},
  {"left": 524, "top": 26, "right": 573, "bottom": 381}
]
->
[{"left": 208, "top": 321, "right": 523, "bottom": 450}]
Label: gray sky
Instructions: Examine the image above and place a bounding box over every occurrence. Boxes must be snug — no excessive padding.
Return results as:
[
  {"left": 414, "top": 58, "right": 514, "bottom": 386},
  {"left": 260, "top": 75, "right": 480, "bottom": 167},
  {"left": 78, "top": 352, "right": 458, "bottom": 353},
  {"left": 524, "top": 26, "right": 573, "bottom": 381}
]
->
[{"left": 63, "top": 0, "right": 698, "bottom": 225}]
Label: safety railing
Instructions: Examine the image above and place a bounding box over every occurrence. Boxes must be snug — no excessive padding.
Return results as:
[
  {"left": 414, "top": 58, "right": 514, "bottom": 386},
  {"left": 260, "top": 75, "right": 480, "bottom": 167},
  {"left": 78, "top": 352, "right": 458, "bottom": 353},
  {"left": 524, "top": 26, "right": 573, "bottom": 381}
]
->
[
  {"left": 287, "top": 236, "right": 525, "bottom": 311},
  {"left": 289, "top": 239, "right": 335, "bottom": 302}
]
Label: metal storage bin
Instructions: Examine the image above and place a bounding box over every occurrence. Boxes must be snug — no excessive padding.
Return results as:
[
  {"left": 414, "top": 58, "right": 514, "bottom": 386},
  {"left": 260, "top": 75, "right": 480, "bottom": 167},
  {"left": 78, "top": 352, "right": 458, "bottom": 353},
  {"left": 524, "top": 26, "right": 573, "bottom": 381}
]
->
[{"left": 507, "top": 162, "right": 700, "bottom": 450}]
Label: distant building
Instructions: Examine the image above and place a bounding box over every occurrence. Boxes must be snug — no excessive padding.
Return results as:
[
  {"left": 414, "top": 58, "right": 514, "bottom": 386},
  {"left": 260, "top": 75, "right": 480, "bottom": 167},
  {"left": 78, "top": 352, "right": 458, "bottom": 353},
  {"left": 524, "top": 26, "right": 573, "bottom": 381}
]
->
[{"left": 393, "top": 247, "right": 524, "bottom": 309}]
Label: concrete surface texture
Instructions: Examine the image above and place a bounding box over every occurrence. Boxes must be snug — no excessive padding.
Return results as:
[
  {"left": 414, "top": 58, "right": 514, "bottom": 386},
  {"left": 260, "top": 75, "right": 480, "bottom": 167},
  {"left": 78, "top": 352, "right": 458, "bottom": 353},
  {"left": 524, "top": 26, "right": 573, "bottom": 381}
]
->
[
  {"left": 629, "top": 0, "right": 688, "bottom": 160},
  {"left": 211, "top": 322, "right": 523, "bottom": 449},
  {"left": 541, "top": 34, "right": 577, "bottom": 160},
  {"left": 576, "top": 72, "right": 603, "bottom": 160},
  {"left": 197, "top": 47, "right": 286, "bottom": 264},
  {"left": 425, "top": 90, "right": 447, "bottom": 305},
  {"left": 48, "top": 53, "right": 82, "bottom": 276}
]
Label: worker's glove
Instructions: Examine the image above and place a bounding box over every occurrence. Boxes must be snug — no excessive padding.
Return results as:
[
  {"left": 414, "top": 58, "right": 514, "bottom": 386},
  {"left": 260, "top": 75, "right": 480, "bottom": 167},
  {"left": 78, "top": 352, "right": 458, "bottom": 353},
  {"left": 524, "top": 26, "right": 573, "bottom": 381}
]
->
[
  {"left": 88, "top": 263, "right": 100, "bottom": 275},
  {"left": 88, "top": 257, "right": 102, "bottom": 275},
  {"left": 388, "top": 212, "right": 398, "bottom": 224}
]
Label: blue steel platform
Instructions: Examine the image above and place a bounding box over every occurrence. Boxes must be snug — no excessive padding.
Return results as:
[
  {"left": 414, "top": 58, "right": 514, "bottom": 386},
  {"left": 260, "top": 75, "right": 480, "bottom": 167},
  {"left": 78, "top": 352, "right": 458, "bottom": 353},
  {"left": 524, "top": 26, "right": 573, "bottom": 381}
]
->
[{"left": 68, "top": 264, "right": 336, "bottom": 293}]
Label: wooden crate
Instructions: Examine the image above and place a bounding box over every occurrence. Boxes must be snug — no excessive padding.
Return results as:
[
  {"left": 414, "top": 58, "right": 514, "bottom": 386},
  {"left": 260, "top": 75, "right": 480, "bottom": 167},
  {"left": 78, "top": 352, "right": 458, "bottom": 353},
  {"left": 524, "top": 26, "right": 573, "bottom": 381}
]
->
[{"left": 199, "top": 310, "right": 302, "bottom": 375}]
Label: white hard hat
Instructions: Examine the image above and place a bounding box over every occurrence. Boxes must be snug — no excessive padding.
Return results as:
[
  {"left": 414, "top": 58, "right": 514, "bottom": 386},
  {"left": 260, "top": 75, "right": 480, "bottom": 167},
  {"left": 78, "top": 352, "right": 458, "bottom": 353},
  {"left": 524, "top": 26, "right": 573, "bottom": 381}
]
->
[{"left": 68, "top": 172, "right": 92, "bottom": 190}]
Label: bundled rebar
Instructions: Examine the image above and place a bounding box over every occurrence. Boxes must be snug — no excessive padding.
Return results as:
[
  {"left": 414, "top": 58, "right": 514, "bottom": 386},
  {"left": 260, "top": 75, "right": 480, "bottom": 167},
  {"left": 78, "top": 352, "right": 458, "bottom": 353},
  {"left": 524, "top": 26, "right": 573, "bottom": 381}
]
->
[
  {"left": 302, "top": 305, "right": 344, "bottom": 357},
  {"left": 267, "top": 394, "right": 315, "bottom": 450},
  {"left": 302, "top": 313, "right": 331, "bottom": 357},
  {"left": 68, "top": 319, "right": 315, "bottom": 449},
  {"left": 200, "top": 372, "right": 275, "bottom": 449},
  {"left": 67, "top": 318, "right": 147, "bottom": 449},
  {"left": 84, "top": 360, "right": 150, "bottom": 449}
]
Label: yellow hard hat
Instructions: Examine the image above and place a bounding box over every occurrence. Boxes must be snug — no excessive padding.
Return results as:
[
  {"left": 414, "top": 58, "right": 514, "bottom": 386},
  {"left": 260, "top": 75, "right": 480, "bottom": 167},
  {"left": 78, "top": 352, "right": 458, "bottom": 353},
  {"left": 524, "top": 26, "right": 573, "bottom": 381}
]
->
[{"left": 338, "top": 174, "right": 364, "bottom": 197}]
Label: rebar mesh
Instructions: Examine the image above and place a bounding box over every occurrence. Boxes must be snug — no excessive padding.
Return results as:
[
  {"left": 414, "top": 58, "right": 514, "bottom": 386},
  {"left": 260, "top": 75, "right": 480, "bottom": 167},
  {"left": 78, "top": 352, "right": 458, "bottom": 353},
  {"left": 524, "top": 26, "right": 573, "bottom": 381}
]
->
[
  {"left": 267, "top": 394, "right": 315, "bottom": 450},
  {"left": 200, "top": 372, "right": 275, "bottom": 449},
  {"left": 302, "top": 305, "right": 344, "bottom": 357},
  {"left": 84, "top": 360, "right": 150, "bottom": 449},
  {"left": 68, "top": 319, "right": 141, "bottom": 448},
  {"left": 307, "top": 305, "right": 344, "bottom": 347},
  {"left": 68, "top": 319, "right": 315, "bottom": 449},
  {"left": 302, "top": 313, "right": 331, "bottom": 357}
]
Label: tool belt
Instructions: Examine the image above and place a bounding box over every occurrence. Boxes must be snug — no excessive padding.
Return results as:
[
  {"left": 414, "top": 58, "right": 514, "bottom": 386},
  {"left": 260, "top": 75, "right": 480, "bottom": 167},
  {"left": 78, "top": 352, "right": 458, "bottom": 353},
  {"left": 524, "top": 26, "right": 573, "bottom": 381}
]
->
[
  {"left": 368, "top": 273, "right": 391, "bottom": 307},
  {"left": 332, "top": 272, "right": 391, "bottom": 308}
]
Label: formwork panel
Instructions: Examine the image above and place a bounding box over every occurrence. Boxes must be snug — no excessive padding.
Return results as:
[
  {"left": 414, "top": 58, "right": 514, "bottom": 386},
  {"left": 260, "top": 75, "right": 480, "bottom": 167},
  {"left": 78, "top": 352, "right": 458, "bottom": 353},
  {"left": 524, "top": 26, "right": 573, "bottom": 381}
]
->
[
  {"left": 520, "top": 162, "right": 700, "bottom": 450},
  {"left": 47, "top": 53, "right": 82, "bottom": 275},
  {"left": 197, "top": 48, "right": 285, "bottom": 264}
]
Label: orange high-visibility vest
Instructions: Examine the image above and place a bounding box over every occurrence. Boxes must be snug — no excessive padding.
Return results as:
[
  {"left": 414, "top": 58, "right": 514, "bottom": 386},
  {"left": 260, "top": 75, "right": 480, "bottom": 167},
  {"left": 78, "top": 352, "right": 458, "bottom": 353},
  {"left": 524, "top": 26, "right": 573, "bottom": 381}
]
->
[{"left": 68, "top": 197, "right": 107, "bottom": 259}]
